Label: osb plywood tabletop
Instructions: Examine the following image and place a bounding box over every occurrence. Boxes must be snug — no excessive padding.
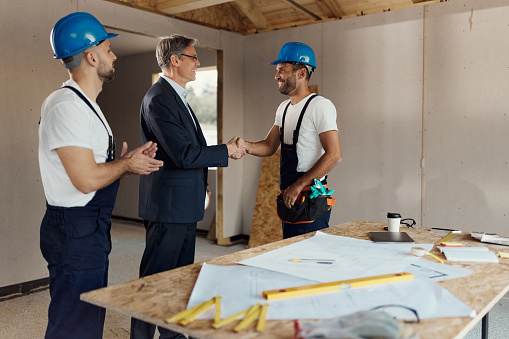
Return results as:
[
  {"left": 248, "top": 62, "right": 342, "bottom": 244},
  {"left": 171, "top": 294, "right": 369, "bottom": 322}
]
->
[{"left": 81, "top": 221, "right": 509, "bottom": 339}]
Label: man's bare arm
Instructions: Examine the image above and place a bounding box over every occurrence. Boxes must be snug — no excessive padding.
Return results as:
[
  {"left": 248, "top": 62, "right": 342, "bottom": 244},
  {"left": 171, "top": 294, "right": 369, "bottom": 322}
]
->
[
  {"left": 244, "top": 125, "right": 281, "bottom": 157},
  {"left": 57, "top": 141, "right": 163, "bottom": 194}
]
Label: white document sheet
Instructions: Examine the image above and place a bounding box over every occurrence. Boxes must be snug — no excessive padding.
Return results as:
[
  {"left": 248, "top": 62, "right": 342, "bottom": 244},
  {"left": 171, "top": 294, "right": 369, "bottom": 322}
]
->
[
  {"left": 188, "top": 263, "right": 475, "bottom": 320},
  {"left": 405, "top": 259, "right": 472, "bottom": 281},
  {"left": 238, "top": 231, "right": 434, "bottom": 283},
  {"left": 439, "top": 246, "right": 499, "bottom": 263}
]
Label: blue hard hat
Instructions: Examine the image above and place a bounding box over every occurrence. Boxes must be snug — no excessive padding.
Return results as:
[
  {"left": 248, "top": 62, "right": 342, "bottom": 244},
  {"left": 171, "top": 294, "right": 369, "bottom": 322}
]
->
[
  {"left": 50, "top": 12, "right": 118, "bottom": 59},
  {"left": 269, "top": 42, "right": 316, "bottom": 69}
]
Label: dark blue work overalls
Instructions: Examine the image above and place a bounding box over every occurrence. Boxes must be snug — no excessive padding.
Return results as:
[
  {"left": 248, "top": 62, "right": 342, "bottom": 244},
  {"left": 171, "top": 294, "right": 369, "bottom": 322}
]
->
[
  {"left": 40, "top": 86, "right": 119, "bottom": 339},
  {"left": 279, "top": 94, "right": 331, "bottom": 239}
]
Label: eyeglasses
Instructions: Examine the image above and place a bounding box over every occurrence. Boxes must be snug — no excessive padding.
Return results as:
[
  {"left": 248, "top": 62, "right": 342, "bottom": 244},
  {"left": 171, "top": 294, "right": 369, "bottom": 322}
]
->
[{"left": 180, "top": 53, "right": 199, "bottom": 63}]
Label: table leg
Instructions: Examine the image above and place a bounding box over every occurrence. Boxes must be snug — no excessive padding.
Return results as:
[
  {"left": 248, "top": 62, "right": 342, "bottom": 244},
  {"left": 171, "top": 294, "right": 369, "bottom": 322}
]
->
[{"left": 481, "top": 312, "right": 489, "bottom": 339}]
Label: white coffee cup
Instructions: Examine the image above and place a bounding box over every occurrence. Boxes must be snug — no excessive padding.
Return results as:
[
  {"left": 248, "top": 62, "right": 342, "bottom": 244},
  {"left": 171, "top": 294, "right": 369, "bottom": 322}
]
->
[{"left": 387, "top": 212, "right": 401, "bottom": 232}]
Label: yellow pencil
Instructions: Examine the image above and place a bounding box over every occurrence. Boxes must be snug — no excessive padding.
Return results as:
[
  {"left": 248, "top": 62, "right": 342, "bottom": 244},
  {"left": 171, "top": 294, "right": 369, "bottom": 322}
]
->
[
  {"left": 212, "top": 308, "right": 249, "bottom": 329},
  {"left": 256, "top": 303, "right": 269, "bottom": 332},
  {"left": 263, "top": 272, "right": 414, "bottom": 300},
  {"left": 233, "top": 303, "right": 261, "bottom": 332},
  {"left": 179, "top": 297, "right": 216, "bottom": 326}
]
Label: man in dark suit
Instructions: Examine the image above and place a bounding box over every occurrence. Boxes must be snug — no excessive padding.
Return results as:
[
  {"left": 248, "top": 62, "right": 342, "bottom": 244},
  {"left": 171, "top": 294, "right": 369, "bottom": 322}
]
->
[{"left": 131, "top": 34, "right": 245, "bottom": 339}]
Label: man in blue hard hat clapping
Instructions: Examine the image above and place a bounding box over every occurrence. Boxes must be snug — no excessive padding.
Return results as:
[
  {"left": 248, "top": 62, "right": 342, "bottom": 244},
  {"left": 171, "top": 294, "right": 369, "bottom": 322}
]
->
[
  {"left": 241, "top": 42, "right": 342, "bottom": 238},
  {"left": 38, "top": 12, "right": 163, "bottom": 339}
]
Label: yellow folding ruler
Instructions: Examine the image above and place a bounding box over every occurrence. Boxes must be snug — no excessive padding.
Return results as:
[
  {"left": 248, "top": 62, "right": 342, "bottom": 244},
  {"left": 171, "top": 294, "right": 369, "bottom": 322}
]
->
[
  {"left": 212, "top": 302, "right": 269, "bottom": 332},
  {"left": 164, "top": 296, "right": 218, "bottom": 326}
]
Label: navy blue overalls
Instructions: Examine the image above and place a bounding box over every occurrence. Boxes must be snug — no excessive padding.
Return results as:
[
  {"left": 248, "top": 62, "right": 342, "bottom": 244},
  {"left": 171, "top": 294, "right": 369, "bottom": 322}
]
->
[
  {"left": 279, "top": 94, "right": 331, "bottom": 239},
  {"left": 40, "top": 86, "right": 119, "bottom": 339}
]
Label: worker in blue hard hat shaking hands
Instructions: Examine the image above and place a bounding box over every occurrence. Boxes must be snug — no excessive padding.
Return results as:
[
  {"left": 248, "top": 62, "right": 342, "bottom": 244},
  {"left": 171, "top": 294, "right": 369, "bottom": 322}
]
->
[
  {"left": 241, "top": 42, "right": 342, "bottom": 239},
  {"left": 38, "top": 12, "right": 163, "bottom": 339}
]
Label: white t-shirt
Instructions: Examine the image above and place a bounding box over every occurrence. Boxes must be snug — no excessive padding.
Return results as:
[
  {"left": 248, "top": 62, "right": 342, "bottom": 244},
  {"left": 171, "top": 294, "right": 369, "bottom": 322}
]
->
[
  {"left": 274, "top": 94, "right": 338, "bottom": 173},
  {"left": 38, "top": 79, "right": 112, "bottom": 207}
]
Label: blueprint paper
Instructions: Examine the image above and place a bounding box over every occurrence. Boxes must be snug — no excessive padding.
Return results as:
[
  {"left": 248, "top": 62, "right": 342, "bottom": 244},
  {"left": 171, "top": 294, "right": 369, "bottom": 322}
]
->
[
  {"left": 188, "top": 263, "right": 475, "bottom": 320},
  {"left": 237, "top": 231, "right": 434, "bottom": 283},
  {"left": 405, "top": 259, "right": 472, "bottom": 281}
]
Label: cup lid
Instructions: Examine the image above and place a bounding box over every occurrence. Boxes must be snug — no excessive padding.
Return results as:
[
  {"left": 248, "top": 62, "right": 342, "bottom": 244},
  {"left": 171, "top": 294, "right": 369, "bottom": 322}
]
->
[{"left": 387, "top": 212, "right": 401, "bottom": 218}]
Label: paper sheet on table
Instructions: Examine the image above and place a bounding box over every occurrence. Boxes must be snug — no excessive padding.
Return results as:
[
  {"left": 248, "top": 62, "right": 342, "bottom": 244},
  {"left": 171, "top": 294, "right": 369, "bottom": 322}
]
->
[
  {"left": 238, "top": 231, "right": 434, "bottom": 282},
  {"left": 439, "top": 246, "right": 499, "bottom": 263},
  {"left": 188, "top": 263, "right": 475, "bottom": 320},
  {"left": 405, "top": 259, "right": 472, "bottom": 281}
]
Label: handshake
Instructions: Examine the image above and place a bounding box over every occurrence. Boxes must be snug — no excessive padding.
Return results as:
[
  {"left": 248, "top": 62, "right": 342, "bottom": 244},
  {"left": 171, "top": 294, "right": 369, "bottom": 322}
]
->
[{"left": 226, "top": 136, "right": 247, "bottom": 160}]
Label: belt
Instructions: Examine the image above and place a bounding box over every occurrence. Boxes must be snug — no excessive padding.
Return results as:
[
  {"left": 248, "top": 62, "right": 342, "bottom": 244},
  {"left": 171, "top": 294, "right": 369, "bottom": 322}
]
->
[{"left": 280, "top": 184, "right": 328, "bottom": 194}]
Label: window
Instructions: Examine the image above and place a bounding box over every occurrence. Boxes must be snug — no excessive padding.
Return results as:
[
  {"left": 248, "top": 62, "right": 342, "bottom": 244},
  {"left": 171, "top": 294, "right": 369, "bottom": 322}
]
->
[
  {"left": 186, "top": 67, "right": 217, "bottom": 145},
  {"left": 152, "top": 67, "right": 217, "bottom": 145}
]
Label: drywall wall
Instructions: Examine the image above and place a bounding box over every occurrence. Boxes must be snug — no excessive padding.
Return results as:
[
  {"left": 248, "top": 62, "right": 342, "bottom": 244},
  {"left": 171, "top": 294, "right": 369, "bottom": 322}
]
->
[
  {"left": 423, "top": 0, "right": 509, "bottom": 232},
  {"left": 322, "top": 9, "right": 424, "bottom": 227},
  {"left": 98, "top": 52, "right": 160, "bottom": 220},
  {"left": 0, "top": 0, "right": 244, "bottom": 288},
  {"left": 0, "top": 0, "right": 76, "bottom": 289},
  {"left": 242, "top": 7, "right": 424, "bottom": 233}
]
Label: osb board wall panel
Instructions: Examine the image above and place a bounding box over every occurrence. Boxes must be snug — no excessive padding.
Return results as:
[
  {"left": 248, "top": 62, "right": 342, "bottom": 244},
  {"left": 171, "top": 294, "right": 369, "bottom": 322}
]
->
[{"left": 248, "top": 150, "right": 282, "bottom": 248}]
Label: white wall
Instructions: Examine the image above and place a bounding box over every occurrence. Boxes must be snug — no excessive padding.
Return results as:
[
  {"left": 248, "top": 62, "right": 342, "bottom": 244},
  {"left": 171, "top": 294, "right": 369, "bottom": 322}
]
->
[
  {"left": 2, "top": 0, "right": 509, "bottom": 289},
  {"left": 323, "top": 9, "right": 424, "bottom": 227},
  {"left": 423, "top": 0, "right": 509, "bottom": 232},
  {"left": 98, "top": 52, "right": 159, "bottom": 219},
  {"left": 0, "top": 0, "right": 76, "bottom": 289},
  {"left": 0, "top": 0, "right": 244, "bottom": 288}
]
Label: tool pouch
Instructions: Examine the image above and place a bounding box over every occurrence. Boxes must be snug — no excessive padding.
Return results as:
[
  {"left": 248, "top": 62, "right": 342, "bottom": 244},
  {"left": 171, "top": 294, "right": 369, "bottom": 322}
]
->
[{"left": 276, "top": 191, "right": 335, "bottom": 224}]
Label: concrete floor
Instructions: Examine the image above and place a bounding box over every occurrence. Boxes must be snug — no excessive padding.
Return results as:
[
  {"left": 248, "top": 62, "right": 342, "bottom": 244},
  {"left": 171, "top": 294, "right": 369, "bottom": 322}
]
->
[
  {"left": 0, "top": 220, "right": 508, "bottom": 338},
  {"left": 0, "top": 220, "right": 248, "bottom": 339}
]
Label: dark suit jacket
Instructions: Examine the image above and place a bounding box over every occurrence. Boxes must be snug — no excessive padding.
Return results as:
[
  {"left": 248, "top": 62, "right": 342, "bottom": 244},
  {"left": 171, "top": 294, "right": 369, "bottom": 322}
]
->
[{"left": 139, "top": 77, "right": 228, "bottom": 223}]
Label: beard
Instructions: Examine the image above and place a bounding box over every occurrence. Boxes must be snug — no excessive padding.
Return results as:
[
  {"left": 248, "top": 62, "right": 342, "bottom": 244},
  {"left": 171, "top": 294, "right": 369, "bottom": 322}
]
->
[
  {"left": 278, "top": 72, "right": 296, "bottom": 95},
  {"left": 98, "top": 59, "right": 115, "bottom": 83}
]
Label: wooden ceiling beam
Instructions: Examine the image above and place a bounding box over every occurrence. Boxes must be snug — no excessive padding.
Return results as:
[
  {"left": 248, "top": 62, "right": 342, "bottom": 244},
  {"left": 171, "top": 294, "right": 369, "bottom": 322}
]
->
[
  {"left": 282, "top": 0, "right": 322, "bottom": 21},
  {"left": 157, "top": 0, "right": 234, "bottom": 14},
  {"left": 110, "top": 0, "right": 446, "bottom": 35},
  {"left": 314, "top": 0, "right": 334, "bottom": 18},
  {"left": 318, "top": 0, "right": 345, "bottom": 18},
  {"left": 235, "top": 0, "right": 273, "bottom": 31}
]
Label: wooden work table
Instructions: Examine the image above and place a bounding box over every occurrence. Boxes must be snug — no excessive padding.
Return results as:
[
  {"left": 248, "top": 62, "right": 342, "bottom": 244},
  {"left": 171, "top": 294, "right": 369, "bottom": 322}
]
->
[{"left": 82, "top": 221, "right": 509, "bottom": 339}]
